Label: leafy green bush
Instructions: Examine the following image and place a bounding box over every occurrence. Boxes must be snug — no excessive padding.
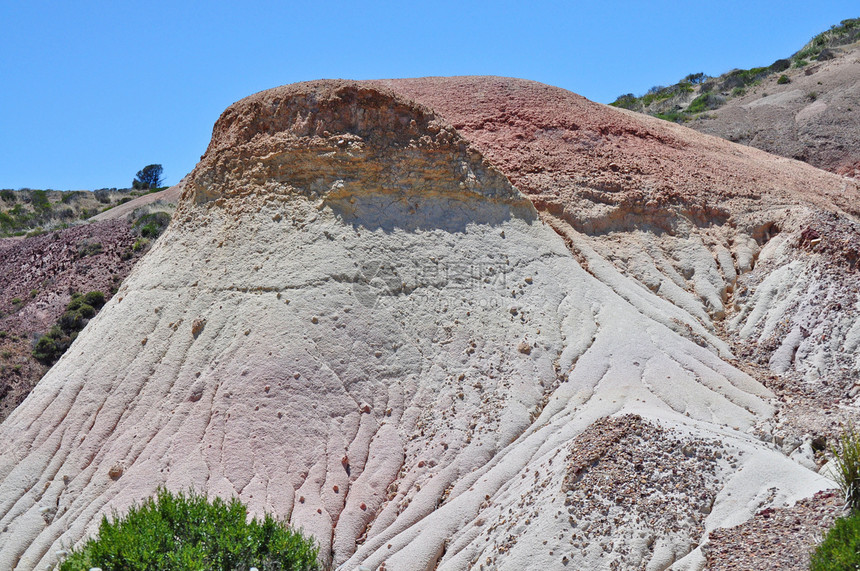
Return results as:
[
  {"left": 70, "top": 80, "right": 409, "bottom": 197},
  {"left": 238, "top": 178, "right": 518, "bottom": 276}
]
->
[
  {"left": 59, "top": 488, "right": 319, "bottom": 571},
  {"left": 777, "top": 74, "right": 790, "bottom": 84},
  {"left": 811, "top": 511, "right": 860, "bottom": 570},
  {"left": 0, "top": 189, "right": 15, "bottom": 202}
]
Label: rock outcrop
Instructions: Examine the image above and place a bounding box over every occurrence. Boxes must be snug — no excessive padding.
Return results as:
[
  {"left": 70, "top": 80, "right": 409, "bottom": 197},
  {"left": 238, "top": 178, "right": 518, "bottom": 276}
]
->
[{"left": 1, "top": 78, "right": 858, "bottom": 570}]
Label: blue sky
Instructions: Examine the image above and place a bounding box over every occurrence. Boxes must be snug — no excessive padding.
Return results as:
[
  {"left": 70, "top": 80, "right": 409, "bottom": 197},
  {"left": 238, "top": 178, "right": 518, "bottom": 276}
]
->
[{"left": 1, "top": 1, "right": 857, "bottom": 190}]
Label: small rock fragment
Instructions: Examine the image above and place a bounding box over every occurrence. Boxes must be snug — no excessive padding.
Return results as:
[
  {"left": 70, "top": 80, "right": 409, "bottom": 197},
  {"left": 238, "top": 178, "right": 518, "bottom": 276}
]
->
[
  {"left": 191, "top": 318, "right": 206, "bottom": 337},
  {"left": 108, "top": 463, "right": 124, "bottom": 480}
]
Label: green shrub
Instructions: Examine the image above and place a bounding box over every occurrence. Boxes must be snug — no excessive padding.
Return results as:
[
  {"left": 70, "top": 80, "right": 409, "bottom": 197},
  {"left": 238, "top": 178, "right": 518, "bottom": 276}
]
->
[
  {"left": 76, "top": 241, "right": 103, "bottom": 258},
  {"left": 29, "top": 189, "right": 51, "bottom": 214},
  {"left": 57, "top": 310, "right": 84, "bottom": 334},
  {"left": 610, "top": 93, "right": 639, "bottom": 110},
  {"left": 93, "top": 188, "right": 111, "bottom": 204},
  {"left": 32, "top": 334, "right": 66, "bottom": 364},
  {"left": 66, "top": 294, "right": 83, "bottom": 312},
  {"left": 83, "top": 291, "right": 106, "bottom": 308},
  {"left": 0, "top": 189, "right": 15, "bottom": 202},
  {"left": 777, "top": 74, "right": 790, "bottom": 84},
  {"left": 811, "top": 511, "right": 860, "bottom": 570},
  {"left": 59, "top": 488, "right": 319, "bottom": 571},
  {"left": 33, "top": 291, "right": 106, "bottom": 365},
  {"left": 731, "top": 87, "right": 747, "bottom": 97},
  {"left": 769, "top": 59, "right": 791, "bottom": 73},
  {"left": 77, "top": 303, "right": 96, "bottom": 319},
  {"left": 133, "top": 211, "right": 171, "bottom": 240},
  {"left": 687, "top": 92, "right": 724, "bottom": 114},
  {"left": 0, "top": 211, "right": 15, "bottom": 232},
  {"left": 60, "top": 191, "right": 81, "bottom": 204},
  {"left": 655, "top": 110, "right": 687, "bottom": 123},
  {"left": 832, "top": 424, "right": 860, "bottom": 511},
  {"left": 794, "top": 59, "right": 809, "bottom": 68}
]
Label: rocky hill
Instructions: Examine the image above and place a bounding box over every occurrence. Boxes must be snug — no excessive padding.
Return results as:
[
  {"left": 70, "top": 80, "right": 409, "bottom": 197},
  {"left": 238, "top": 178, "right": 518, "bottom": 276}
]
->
[
  {"left": 0, "top": 190, "right": 177, "bottom": 423},
  {"left": 612, "top": 18, "right": 860, "bottom": 177},
  {"left": 0, "top": 77, "right": 858, "bottom": 570}
]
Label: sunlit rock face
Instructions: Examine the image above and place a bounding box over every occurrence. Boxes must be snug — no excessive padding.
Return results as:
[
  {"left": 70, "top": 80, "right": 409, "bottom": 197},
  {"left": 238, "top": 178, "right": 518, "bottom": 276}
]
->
[{"left": 1, "top": 78, "right": 856, "bottom": 570}]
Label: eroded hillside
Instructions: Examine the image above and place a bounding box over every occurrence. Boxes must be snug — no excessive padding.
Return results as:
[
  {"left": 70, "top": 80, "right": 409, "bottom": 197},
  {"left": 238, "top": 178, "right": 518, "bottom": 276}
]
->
[{"left": 0, "top": 78, "right": 858, "bottom": 570}]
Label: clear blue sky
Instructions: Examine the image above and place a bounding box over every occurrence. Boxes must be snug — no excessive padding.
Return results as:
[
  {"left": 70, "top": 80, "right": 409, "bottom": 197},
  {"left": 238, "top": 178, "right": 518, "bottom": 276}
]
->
[{"left": 1, "top": 1, "right": 856, "bottom": 190}]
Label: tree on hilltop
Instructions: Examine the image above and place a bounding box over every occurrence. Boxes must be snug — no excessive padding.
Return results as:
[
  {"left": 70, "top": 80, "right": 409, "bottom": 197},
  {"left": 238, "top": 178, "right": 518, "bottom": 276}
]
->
[{"left": 133, "top": 164, "right": 164, "bottom": 190}]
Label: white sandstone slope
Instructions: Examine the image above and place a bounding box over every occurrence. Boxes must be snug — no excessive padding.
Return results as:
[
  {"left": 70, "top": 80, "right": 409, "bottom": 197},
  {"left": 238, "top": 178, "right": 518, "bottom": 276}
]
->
[{"left": 0, "top": 79, "right": 846, "bottom": 570}]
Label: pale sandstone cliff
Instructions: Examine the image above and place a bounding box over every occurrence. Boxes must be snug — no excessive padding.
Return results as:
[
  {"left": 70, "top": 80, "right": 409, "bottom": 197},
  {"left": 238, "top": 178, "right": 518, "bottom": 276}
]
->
[{"left": 0, "top": 78, "right": 858, "bottom": 570}]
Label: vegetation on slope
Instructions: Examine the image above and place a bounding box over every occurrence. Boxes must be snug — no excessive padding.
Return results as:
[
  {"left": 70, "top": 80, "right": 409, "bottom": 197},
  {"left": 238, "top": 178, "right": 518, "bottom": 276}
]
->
[
  {"left": 811, "top": 425, "right": 860, "bottom": 569},
  {"left": 59, "top": 488, "right": 320, "bottom": 571},
  {"left": 610, "top": 18, "right": 859, "bottom": 123},
  {"left": 1, "top": 205, "right": 174, "bottom": 422},
  {"left": 0, "top": 186, "right": 168, "bottom": 237},
  {"left": 32, "top": 291, "right": 106, "bottom": 366}
]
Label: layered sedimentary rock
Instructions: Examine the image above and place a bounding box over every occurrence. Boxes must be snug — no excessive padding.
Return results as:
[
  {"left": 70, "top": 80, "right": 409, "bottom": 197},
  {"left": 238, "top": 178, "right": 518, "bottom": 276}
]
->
[{"left": 1, "top": 78, "right": 858, "bottom": 570}]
